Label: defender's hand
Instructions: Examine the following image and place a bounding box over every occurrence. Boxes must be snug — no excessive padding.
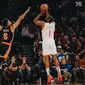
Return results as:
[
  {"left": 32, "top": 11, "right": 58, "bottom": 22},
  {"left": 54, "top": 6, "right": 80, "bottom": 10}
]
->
[{"left": 26, "top": 7, "right": 31, "bottom": 13}]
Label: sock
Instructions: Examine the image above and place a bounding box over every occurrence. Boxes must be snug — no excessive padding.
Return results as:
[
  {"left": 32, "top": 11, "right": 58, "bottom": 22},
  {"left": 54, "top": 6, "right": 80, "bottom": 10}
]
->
[
  {"left": 46, "top": 68, "right": 50, "bottom": 76},
  {"left": 56, "top": 66, "right": 61, "bottom": 73}
]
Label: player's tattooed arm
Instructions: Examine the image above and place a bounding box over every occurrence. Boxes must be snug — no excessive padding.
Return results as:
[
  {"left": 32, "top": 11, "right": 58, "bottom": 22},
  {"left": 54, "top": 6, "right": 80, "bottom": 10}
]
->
[
  {"left": 11, "top": 7, "right": 30, "bottom": 32},
  {"left": 34, "top": 12, "right": 45, "bottom": 29}
]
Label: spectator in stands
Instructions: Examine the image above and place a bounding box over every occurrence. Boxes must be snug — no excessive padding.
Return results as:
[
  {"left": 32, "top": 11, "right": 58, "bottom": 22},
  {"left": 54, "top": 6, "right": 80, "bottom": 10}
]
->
[
  {"left": 1, "top": 58, "right": 10, "bottom": 85},
  {"left": 80, "top": 48, "right": 85, "bottom": 58},
  {"left": 57, "top": 45, "right": 62, "bottom": 56},
  {"left": 72, "top": 54, "right": 82, "bottom": 83},
  {"left": 65, "top": 54, "right": 72, "bottom": 65},
  {"left": 57, "top": 49, "right": 65, "bottom": 62},
  {"left": 60, "top": 58, "right": 72, "bottom": 83},
  {"left": 60, "top": 58, "right": 72, "bottom": 74},
  {"left": 63, "top": 69, "right": 72, "bottom": 84},
  {"left": 19, "top": 56, "right": 31, "bottom": 85},
  {"left": 79, "top": 55, "right": 85, "bottom": 68},
  {"left": 56, "top": 37, "right": 62, "bottom": 46},
  {"left": 64, "top": 43, "right": 70, "bottom": 52},
  {"left": 8, "top": 56, "right": 19, "bottom": 85},
  {"left": 76, "top": 40, "right": 82, "bottom": 53},
  {"left": 79, "top": 55, "right": 85, "bottom": 80}
]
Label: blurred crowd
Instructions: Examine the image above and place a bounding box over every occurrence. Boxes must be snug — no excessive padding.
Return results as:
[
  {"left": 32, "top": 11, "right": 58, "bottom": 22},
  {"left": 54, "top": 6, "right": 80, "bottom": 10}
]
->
[{"left": 0, "top": 0, "right": 85, "bottom": 85}]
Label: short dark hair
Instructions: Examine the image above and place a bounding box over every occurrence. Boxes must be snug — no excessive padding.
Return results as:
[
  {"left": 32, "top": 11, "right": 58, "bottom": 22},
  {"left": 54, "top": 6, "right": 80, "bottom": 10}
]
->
[
  {"left": 1, "top": 18, "right": 8, "bottom": 26},
  {"left": 46, "top": 15, "right": 53, "bottom": 23}
]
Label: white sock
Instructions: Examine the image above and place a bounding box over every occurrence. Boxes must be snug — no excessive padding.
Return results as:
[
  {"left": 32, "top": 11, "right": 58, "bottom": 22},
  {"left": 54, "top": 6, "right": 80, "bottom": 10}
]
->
[
  {"left": 46, "top": 68, "right": 50, "bottom": 76},
  {"left": 56, "top": 66, "right": 61, "bottom": 73}
]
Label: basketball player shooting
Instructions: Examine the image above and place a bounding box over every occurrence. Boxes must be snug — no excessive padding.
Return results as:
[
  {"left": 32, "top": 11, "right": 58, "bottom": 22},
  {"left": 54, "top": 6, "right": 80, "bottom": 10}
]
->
[
  {"left": 0, "top": 7, "right": 30, "bottom": 61},
  {"left": 34, "top": 4, "right": 62, "bottom": 83}
]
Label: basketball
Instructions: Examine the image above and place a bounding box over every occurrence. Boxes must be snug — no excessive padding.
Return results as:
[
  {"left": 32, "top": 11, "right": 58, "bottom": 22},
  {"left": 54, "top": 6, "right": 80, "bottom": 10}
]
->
[{"left": 40, "top": 4, "right": 48, "bottom": 11}]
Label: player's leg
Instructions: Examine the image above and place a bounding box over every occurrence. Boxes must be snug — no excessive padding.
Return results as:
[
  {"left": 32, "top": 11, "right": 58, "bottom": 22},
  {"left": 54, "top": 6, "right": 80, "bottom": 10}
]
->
[
  {"left": 52, "top": 55, "right": 60, "bottom": 72},
  {"left": 42, "top": 40, "right": 53, "bottom": 83},
  {"left": 52, "top": 54, "right": 62, "bottom": 82},
  {"left": 43, "top": 55, "right": 53, "bottom": 83},
  {"left": 43, "top": 55, "right": 50, "bottom": 75},
  {"left": 50, "top": 40, "right": 62, "bottom": 81}
]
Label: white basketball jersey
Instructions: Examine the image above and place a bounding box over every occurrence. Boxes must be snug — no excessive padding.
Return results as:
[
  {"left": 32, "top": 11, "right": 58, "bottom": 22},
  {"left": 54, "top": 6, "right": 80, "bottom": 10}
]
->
[{"left": 42, "top": 22, "right": 55, "bottom": 41}]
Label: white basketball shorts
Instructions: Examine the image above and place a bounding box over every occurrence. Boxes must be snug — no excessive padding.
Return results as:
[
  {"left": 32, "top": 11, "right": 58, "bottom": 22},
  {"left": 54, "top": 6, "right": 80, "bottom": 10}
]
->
[{"left": 42, "top": 39, "right": 57, "bottom": 56}]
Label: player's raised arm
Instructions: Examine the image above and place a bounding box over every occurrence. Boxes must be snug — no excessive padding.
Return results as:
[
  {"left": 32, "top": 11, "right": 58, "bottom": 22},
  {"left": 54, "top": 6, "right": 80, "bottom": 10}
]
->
[
  {"left": 45, "top": 11, "right": 49, "bottom": 21},
  {"left": 34, "top": 4, "right": 49, "bottom": 29},
  {"left": 34, "top": 12, "right": 45, "bottom": 28},
  {"left": 12, "top": 7, "right": 30, "bottom": 32}
]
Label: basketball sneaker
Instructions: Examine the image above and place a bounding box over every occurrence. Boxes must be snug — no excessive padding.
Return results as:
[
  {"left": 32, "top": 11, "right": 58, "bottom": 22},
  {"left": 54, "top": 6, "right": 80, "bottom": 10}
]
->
[
  {"left": 47, "top": 74, "right": 53, "bottom": 83},
  {"left": 57, "top": 73, "right": 63, "bottom": 82}
]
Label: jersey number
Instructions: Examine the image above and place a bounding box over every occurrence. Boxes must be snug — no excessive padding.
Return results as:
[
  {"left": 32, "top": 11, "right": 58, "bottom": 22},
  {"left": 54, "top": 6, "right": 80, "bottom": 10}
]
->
[
  {"left": 49, "top": 30, "right": 51, "bottom": 37},
  {"left": 3, "top": 33, "right": 8, "bottom": 40}
]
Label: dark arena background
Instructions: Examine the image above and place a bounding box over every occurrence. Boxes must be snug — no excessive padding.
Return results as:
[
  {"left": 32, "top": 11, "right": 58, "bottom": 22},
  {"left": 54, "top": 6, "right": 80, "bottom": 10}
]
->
[{"left": 0, "top": 0, "right": 85, "bottom": 85}]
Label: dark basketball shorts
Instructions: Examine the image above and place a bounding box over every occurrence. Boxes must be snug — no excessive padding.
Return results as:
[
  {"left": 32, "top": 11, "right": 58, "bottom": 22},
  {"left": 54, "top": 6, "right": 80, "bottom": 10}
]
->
[
  {"left": 0, "top": 43, "right": 9, "bottom": 57},
  {"left": 0, "top": 43, "right": 9, "bottom": 64}
]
